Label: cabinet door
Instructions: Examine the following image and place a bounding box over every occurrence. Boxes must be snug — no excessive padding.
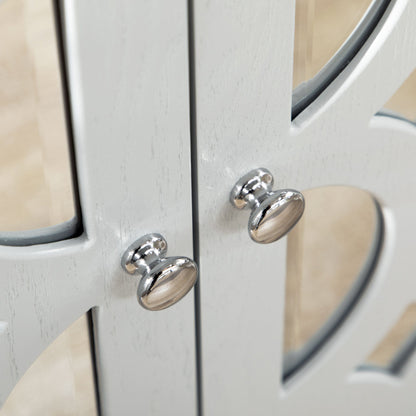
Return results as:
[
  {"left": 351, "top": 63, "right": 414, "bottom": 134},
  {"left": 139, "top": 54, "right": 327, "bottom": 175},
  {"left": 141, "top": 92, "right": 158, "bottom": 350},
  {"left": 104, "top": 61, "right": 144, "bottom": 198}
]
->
[
  {"left": 191, "top": 1, "right": 416, "bottom": 415},
  {"left": 0, "top": 1, "right": 196, "bottom": 415}
]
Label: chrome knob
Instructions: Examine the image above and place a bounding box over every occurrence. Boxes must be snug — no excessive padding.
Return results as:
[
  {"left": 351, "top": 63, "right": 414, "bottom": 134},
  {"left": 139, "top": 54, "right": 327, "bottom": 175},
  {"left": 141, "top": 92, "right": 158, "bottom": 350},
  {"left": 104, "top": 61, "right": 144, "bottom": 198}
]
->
[
  {"left": 230, "top": 168, "right": 305, "bottom": 244},
  {"left": 121, "top": 233, "right": 198, "bottom": 311}
]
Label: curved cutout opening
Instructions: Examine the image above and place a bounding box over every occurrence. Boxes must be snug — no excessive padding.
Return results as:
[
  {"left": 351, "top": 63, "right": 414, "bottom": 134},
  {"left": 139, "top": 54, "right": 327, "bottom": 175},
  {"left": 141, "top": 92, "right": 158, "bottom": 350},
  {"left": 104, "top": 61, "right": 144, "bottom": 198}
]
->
[
  {"left": 292, "top": 0, "right": 391, "bottom": 119},
  {"left": 359, "top": 304, "right": 416, "bottom": 375},
  {"left": 0, "top": 0, "right": 82, "bottom": 246},
  {"left": 0, "top": 314, "right": 98, "bottom": 416},
  {"left": 376, "top": 68, "right": 416, "bottom": 126},
  {"left": 283, "top": 186, "right": 384, "bottom": 381}
]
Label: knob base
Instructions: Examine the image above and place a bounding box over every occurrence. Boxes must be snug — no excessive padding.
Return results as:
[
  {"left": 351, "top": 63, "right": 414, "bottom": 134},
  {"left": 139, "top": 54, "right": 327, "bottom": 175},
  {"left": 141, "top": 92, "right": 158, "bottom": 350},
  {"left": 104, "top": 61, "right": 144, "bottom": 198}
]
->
[
  {"left": 121, "top": 233, "right": 168, "bottom": 276},
  {"left": 230, "top": 167, "right": 274, "bottom": 210}
]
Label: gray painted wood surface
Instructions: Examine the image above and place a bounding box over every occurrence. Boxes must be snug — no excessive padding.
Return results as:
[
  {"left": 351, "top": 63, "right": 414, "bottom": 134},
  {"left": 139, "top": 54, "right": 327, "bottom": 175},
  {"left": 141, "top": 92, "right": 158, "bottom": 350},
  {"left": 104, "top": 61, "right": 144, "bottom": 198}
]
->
[
  {"left": 1, "top": 1, "right": 416, "bottom": 415},
  {"left": 192, "top": 0, "right": 416, "bottom": 414},
  {"left": 0, "top": 1, "right": 196, "bottom": 415}
]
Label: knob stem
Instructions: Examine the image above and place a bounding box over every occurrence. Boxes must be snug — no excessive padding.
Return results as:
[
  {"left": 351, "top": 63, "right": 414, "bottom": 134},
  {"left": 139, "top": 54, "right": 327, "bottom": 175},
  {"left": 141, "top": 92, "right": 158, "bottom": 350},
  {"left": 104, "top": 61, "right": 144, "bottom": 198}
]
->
[
  {"left": 230, "top": 167, "right": 275, "bottom": 210},
  {"left": 122, "top": 233, "right": 168, "bottom": 277}
]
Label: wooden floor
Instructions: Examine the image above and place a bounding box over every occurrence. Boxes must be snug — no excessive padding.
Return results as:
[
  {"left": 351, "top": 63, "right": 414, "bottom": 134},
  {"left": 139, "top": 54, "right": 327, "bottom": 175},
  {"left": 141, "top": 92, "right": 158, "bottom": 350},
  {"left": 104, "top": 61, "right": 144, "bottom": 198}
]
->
[{"left": 0, "top": 0, "right": 415, "bottom": 414}]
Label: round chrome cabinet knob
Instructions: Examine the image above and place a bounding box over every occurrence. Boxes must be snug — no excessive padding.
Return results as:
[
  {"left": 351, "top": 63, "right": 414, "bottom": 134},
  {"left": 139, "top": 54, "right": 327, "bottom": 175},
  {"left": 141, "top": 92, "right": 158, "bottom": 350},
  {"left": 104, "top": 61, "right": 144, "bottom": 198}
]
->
[
  {"left": 121, "top": 233, "right": 198, "bottom": 311},
  {"left": 230, "top": 168, "right": 305, "bottom": 244}
]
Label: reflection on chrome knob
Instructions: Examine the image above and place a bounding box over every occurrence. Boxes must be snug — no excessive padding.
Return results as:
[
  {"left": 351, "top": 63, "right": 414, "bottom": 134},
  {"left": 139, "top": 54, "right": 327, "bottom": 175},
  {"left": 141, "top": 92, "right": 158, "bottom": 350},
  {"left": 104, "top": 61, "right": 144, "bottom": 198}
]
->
[
  {"left": 230, "top": 168, "right": 305, "bottom": 244},
  {"left": 121, "top": 233, "right": 198, "bottom": 311}
]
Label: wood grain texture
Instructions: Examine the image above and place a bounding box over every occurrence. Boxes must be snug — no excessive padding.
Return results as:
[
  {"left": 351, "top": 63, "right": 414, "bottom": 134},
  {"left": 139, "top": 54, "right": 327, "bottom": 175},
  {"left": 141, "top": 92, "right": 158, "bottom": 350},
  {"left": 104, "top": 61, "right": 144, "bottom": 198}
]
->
[
  {"left": 62, "top": 1, "right": 196, "bottom": 414},
  {"left": 192, "top": 2, "right": 294, "bottom": 414},
  {"left": 193, "top": 0, "right": 416, "bottom": 414},
  {"left": 0, "top": 0, "right": 196, "bottom": 415},
  {"left": 1, "top": 1, "right": 416, "bottom": 415}
]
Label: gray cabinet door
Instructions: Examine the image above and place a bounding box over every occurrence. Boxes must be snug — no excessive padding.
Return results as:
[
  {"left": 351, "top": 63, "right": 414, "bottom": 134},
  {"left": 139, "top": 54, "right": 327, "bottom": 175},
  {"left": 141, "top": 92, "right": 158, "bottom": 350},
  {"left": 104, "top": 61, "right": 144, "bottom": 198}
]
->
[
  {"left": 0, "top": 1, "right": 196, "bottom": 415},
  {"left": 191, "top": 1, "right": 416, "bottom": 415}
]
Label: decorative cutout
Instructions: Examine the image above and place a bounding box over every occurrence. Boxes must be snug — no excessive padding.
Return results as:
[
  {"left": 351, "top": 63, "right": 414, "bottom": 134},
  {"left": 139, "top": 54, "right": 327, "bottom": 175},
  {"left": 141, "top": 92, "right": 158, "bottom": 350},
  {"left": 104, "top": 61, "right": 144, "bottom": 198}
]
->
[
  {"left": 292, "top": 0, "right": 391, "bottom": 118},
  {"left": 293, "top": 0, "right": 372, "bottom": 89},
  {"left": 379, "top": 69, "right": 416, "bottom": 124},
  {"left": 361, "top": 304, "right": 416, "bottom": 374},
  {"left": 0, "top": 315, "right": 98, "bottom": 415},
  {"left": 284, "top": 186, "right": 383, "bottom": 380},
  {"left": 0, "top": 0, "right": 77, "bottom": 242}
]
